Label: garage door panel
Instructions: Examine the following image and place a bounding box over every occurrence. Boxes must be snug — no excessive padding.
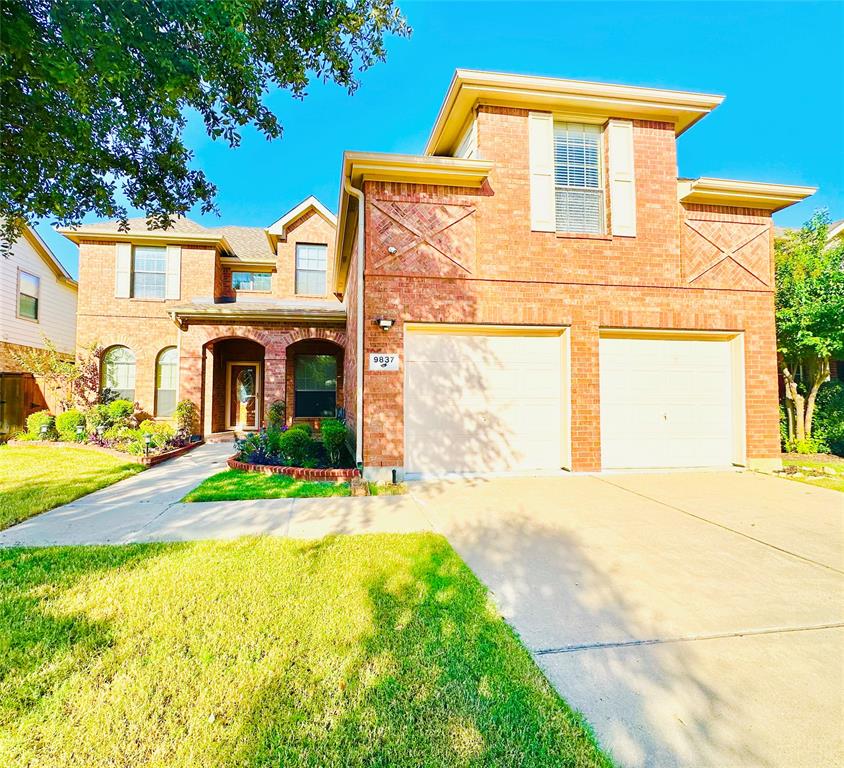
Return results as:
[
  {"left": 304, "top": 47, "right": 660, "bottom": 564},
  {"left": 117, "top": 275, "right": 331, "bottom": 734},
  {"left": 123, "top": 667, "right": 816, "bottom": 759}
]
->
[
  {"left": 405, "top": 330, "right": 564, "bottom": 476},
  {"left": 600, "top": 336, "right": 736, "bottom": 470}
]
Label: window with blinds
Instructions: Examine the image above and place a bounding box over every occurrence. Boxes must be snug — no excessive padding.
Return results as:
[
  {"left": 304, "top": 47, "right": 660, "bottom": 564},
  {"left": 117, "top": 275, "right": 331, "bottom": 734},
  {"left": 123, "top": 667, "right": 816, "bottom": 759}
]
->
[
  {"left": 295, "top": 243, "right": 327, "bottom": 295},
  {"left": 553, "top": 122, "right": 604, "bottom": 234},
  {"left": 132, "top": 245, "right": 167, "bottom": 298}
]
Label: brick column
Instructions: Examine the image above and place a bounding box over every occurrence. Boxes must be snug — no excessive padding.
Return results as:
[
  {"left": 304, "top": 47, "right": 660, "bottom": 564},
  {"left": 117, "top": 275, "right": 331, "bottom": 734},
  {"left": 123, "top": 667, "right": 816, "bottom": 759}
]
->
[
  {"left": 263, "top": 353, "right": 286, "bottom": 428},
  {"left": 178, "top": 345, "right": 205, "bottom": 435},
  {"left": 569, "top": 324, "right": 601, "bottom": 472}
]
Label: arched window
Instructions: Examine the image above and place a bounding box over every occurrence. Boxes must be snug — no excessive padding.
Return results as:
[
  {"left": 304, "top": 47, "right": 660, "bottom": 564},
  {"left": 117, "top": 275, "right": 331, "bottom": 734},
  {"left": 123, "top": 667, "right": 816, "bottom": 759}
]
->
[
  {"left": 102, "top": 346, "right": 136, "bottom": 401},
  {"left": 155, "top": 347, "right": 178, "bottom": 417}
]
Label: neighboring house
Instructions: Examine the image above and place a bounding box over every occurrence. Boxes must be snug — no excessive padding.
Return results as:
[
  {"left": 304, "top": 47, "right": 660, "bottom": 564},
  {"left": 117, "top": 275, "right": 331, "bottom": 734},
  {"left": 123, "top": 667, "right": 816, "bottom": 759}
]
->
[
  {"left": 0, "top": 225, "right": 78, "bottom": 438},
  {"left": 63, "top": 69, "right": 815, "bottom": 479}
]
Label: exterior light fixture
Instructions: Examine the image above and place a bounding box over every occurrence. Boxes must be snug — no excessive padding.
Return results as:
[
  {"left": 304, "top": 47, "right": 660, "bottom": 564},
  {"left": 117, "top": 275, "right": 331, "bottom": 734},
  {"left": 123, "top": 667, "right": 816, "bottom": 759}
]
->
[
  {"left": 40, "top": 424, "right": 48, "bottom": 438},
  {"left": 387, "top": 246, "right": 398, "bottom": 255},
  {"left": 143, "top": 433, "right": 152, "bottom": 457},
  {"left": 76, "top": 424, "right": 84, "bottom": 442},
  {"left": 374, "top": 317, "right": 395, "bottom": 331},
  {"left": 97, "top": 425, "right": 105, "bottom": 439}
]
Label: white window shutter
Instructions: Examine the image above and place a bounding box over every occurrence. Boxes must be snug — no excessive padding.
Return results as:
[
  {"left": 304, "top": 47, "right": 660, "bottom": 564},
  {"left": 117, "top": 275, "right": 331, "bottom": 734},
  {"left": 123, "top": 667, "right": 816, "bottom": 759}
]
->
[
  {"left": 165, "top": 245, "right": 181, "bottom": 299},
  {"left": 115, "top": 243, "right": 131, "bottom": 298},
  {"left": 528, "top": 112, "right": 555, "bottom": 232},
  {"left": 607, "top": 119, "right": 637, "bottom": 237}
]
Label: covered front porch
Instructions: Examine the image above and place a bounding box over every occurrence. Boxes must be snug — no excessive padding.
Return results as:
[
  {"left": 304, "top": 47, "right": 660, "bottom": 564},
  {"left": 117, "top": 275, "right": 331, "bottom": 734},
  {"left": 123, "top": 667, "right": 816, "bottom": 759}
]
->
[{"left": 171, "top": 301, "right": 346, "bottom": 437}]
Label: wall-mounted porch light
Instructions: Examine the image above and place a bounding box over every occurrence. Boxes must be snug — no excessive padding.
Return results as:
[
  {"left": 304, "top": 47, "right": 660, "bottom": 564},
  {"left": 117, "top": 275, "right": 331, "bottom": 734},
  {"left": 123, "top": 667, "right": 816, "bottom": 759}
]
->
[{"left": 374, "top": 317, "right": 395, "bottom": 331}]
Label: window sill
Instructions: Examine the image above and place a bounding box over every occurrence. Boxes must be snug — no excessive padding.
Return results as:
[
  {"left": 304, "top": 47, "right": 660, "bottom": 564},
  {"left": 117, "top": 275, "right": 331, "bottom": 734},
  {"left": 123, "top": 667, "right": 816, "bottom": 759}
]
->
[
  {"left": 555, "top": 231, "right": 613, "bottom": 241},
  {"left": 129, "top": 297, "right": 167, "bottom": 302},
  {"left": 16, "top": 314, "right": 40, "bottom": 324},
  {"left": 235, "top": 290, "right": 272, "bottom": 294}
]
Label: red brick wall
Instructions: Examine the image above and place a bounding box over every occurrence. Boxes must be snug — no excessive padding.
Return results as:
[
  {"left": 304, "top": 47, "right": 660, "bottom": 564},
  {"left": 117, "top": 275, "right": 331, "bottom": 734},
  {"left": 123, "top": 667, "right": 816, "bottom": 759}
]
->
[
  {"left": 273, "top": 210, "right": 337, "bottom": 298},
  {"left": 358, "top": 107, "right": 781, "bottom": 472}
]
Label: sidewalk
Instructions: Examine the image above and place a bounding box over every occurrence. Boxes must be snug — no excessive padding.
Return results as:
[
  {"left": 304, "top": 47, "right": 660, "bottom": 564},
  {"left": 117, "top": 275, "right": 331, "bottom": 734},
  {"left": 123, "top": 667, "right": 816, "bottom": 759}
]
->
[{"left": 0, "top": 443, "right": 431, "bottom": 547}]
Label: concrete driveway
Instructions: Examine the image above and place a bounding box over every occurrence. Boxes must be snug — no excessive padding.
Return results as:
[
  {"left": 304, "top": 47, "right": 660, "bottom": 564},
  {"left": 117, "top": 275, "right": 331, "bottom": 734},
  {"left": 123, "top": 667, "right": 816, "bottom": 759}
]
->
[{"left": 415, "top": 471, "right": 844, "bottom": 768}]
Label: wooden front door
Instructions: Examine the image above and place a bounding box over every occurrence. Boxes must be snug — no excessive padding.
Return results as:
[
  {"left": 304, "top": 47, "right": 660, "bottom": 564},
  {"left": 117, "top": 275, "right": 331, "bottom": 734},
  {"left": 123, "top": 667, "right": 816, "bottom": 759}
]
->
[{"left": 226, "top": 362, "right": 261, "bottom": 430}]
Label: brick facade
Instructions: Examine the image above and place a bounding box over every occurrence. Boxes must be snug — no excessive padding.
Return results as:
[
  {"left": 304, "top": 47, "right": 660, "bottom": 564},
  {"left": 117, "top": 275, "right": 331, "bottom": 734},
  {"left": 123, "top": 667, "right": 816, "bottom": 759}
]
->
[
  {"left": 353, "top": 108, "right": 782, "bottom": 473},
  {"left": 75, "top": 211, "right": 343, "bottom": 434}
]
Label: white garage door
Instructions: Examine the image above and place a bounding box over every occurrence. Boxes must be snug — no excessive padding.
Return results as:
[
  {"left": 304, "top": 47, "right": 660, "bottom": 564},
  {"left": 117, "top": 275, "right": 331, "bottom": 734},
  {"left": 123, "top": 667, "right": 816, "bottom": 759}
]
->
[
  {"left": 600, "top": 336, "right": 736, "bottom": 469},
  {"left": 405, "top": 329, "right": 564, "bottom": 477}
]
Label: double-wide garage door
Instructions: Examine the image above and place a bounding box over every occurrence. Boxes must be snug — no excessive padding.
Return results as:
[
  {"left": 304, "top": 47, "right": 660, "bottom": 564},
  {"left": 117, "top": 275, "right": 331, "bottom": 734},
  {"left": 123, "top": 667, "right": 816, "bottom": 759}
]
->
[
  {"left": 403, "top": 327, "right": 741, "bottom": 476},
  {"left": 404, "top": 329, "right": 565, "bottom": 477}
]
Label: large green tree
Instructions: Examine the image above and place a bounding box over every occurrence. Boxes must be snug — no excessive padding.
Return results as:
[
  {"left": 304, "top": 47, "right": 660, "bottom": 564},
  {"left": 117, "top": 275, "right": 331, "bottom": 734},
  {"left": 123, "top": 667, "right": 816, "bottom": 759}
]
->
[
  {"left": 775, "top": 210, "right": 844, "bottom": 448},
  {"left": 0, "top": 0, "right": 409, "bottom": 244}
]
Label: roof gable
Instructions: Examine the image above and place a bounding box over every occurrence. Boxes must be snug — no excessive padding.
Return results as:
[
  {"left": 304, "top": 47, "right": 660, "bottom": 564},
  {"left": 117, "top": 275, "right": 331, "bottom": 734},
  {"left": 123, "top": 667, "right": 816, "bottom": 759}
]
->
[{"left": 266, "top": 195, "right": 336, "bottom": 249}]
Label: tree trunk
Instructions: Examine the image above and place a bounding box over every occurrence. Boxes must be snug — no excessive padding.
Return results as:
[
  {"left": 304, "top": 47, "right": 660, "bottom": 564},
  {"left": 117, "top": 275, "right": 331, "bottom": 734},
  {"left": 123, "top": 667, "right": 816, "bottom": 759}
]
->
[
  {"left": 780, "top": 356, "right": 830, "bottom": 446},
  {"left": 804, "top": 358, "right": 829, "bottom": 438}
]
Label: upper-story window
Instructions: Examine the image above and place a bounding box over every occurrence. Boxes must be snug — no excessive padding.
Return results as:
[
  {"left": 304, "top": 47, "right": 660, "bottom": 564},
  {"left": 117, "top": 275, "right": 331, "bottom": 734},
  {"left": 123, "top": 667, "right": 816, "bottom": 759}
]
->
[
  {"left": 295, "top": 243, "right": 327, "bottom": 295},
  {"left": 17, "top": 270, "right": 40, "bottom": 321},
  {"left": 133, "top": 245, "right": 167, "bottom": 299},
  {"left": 553, "top": 122, "right": 603, "bottom": 234},
  {"left": 232, "top": 271, "right": 271, "bottom": 292}
]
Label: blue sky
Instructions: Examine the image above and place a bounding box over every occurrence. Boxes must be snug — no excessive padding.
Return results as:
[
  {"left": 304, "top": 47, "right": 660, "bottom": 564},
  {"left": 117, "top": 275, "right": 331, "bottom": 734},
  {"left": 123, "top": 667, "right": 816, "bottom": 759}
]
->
[{"left": 38, "top": 1, "right": 844, "bottom": 278}]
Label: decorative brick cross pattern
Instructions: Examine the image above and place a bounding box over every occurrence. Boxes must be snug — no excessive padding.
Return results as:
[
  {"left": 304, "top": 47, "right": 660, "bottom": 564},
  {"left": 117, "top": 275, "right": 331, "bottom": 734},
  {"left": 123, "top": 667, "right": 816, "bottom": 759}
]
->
[
  {"left": 683, "top": 219, "right": 771, "bottom": 288},
  {"left": 370, "top": 199, "right": 476, "bottom": 277}
]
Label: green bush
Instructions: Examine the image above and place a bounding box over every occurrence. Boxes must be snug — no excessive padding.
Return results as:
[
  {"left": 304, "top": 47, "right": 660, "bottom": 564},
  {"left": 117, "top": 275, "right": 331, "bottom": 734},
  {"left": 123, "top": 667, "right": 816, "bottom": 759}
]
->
[
  {"left": 267, "top": 400, "right": 286, "bottom": 430},
  {"left": 56, "top": 409, "right": 86, "bottom": 441},
  {"left": 26, "top": 410, "right": 56, "bottom": 440},
  {"left": 107, "top": 399, "right": 135, "bottom": 424},
  {"left": 785, "top": 436, "right": 828, "bottom": 454},
  {"left": 139, "top": 419, "right": 175, "bottom": 445},
  {"left": 813, "top": 380, "right": 844, "bottom": 456},
  {"left": 174, "top": 399, "right": 199, "bottom": 436},
  {"left": 85, "top": 403, "right": 112, "bottom": 432},
  {"left": 320, "top": 419, "right": 348, "bottom": 467},
  {"left": 288, "top": 422, "right": 312, "bottom": 437},
  {"left": 279, "top": 427, "right": 314, "bottom": 466}
]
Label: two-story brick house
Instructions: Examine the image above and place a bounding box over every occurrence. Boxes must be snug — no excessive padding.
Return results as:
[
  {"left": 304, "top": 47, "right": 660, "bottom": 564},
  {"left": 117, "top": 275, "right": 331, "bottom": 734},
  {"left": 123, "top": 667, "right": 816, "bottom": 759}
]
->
[
  {"left": 62, "top": 195, "right": 345, "bottom": 436},
  {"left": 65, "top": 70, "right": 813, "bottom": 478},
  {"left": 334, "top": 70, "right": 813, "bottom": 479}
]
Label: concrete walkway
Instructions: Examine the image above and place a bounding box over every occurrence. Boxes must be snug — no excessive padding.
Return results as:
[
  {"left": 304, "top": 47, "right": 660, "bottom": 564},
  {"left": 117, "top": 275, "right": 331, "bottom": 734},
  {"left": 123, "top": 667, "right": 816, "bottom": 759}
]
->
[{"left": 0, "top": 442, "right": 429, "bottom": 546}]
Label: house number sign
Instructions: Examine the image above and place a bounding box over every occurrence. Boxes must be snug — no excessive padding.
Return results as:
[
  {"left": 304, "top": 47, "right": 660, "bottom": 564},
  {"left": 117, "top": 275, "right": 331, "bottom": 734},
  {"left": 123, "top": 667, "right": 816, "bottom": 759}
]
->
[{"left": 369, "top": 353, "right": 400, "bottom": 371}]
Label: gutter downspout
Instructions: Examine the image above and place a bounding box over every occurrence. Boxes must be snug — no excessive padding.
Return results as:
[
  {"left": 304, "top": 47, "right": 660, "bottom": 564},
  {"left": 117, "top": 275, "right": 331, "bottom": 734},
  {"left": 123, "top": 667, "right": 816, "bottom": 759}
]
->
[{"left": 343, "top": 177, "right": 365, "bottom": 467}]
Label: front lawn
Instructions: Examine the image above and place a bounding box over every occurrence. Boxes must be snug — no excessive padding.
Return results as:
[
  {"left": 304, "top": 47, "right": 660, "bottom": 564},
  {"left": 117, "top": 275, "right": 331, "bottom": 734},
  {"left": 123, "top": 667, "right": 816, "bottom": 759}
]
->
[
  {"left": 781, "top": 455, "right": 844, "bottom": 492},
  {"left": 0, "top": 535, "right": 611, "bottom": 767},
  {"left": 0, "top": 446, "right": 144, "bottom": 530},
  {"left": 183, "top": 468, "right": 351, "bottom": 501}
]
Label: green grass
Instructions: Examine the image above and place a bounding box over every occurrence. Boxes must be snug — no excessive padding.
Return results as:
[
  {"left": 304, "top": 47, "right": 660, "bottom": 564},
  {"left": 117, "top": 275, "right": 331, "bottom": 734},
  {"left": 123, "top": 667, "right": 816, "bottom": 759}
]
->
[
  {"left": 0, "top": 534, "right": 611, "bottom": 768},
  {"left": 781, "top": 457, "right": 844, "bottom": 492},
  {"left": 0, "top": 446, "right": 144, "bottom": 530},
  {"left": 183, "top": 469, "right": 351, "bottom": 501}
]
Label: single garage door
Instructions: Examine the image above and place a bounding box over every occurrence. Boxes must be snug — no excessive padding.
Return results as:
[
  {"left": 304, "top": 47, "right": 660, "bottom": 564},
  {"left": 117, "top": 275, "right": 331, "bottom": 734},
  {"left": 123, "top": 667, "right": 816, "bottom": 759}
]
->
[
  {"left": 600, "top": 335, "right": 738, "bottom": 469},
  {"left": 405, "top": 328, "right": 565, "bottom": 477}
]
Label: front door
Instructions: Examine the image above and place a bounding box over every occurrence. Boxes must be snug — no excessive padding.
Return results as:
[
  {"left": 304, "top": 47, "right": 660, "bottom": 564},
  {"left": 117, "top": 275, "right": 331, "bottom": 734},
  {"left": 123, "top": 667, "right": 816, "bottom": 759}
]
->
[{"left": 227, "top": 362, "right": 261, "bottom": 430}]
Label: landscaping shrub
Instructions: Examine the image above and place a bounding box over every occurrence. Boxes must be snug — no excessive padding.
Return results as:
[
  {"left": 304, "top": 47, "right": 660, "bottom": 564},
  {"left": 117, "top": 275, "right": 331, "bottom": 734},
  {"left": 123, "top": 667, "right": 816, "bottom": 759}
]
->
[
  {"left": 288, "top": 422, "right": 312, "bottom": 437},
  {"left": 320, "top": 419, "right": 348, "bottom": 467},
  {"left": 279, "top": 427, "right": 315, "bottom": 466},
  {"left": 813, "top": 380, "right": 844, "bottom": 456},
  {"left": 26, "top": 410, "right": 56, "bottom": 440},
  {"left": 267, "top": 400, "right": 286, "bottom": 430},
  {"left": 56, "top": 409, "right": 86, "bottom": 441},
  {"left": 236, "top": 432, "right": 277, "bottom": 466},
  {"left": 107, "top": 399, "right": 135, "bottom": 424},
  {"left": 139, "top": 419, "right": 175, "bottom": 444},
  {"left": 174, "top": 399, "right": 199, "bottom": 436},
  {"left": 85, "top": 403, "right": 112, "bottom": 433}
]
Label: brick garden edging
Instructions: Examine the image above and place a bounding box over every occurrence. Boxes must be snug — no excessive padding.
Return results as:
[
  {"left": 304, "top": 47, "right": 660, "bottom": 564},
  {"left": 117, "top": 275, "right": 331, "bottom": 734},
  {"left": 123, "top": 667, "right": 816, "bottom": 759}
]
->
[
  {"left": 7, "top": 439, "right": 204, "bottom": 467},
  {"left": 227, "top": 456, "right": 360, "bottom": 480}
]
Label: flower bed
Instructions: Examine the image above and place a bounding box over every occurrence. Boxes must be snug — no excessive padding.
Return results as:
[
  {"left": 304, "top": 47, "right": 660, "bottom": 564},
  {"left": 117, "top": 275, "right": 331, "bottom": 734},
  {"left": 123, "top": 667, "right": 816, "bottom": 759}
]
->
[
  {"left": 7, "top": 439, "right": 204, "bottom": 467},
  {"left": 227, "top": 456, "right": 359, "bottom": 480}
]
